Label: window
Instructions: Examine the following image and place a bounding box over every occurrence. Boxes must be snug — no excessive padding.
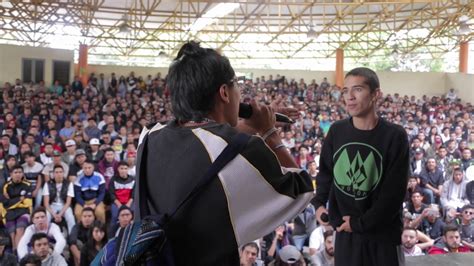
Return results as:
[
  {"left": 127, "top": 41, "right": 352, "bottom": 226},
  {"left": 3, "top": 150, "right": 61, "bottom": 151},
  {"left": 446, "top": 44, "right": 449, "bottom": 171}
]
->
[
  {"left": 22, "top": 59, "right": 44, "bottom": 83},
  {"left": 53, "top": 60, "right": 71, "bottom": 85}
]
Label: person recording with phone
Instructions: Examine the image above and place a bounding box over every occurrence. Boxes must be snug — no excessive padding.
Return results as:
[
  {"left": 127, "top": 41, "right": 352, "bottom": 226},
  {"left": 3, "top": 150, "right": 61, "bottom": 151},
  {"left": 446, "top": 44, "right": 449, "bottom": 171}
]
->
[{"left": 135, "top": 41, "right": 313, "bottom": 265}]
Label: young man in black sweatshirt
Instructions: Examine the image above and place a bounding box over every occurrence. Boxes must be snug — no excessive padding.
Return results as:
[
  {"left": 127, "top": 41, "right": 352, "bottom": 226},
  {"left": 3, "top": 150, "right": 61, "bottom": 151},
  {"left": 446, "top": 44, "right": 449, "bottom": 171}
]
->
[{"left": 312, "top": 67, "right": 409, "bottom": 266}]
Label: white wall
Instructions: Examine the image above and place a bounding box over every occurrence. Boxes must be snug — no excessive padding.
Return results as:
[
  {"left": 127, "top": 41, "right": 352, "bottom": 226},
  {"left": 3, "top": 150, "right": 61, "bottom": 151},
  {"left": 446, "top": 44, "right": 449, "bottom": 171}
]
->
[
  {"left": 445, "top": 73, "right": 474, "bottom": 104},
  {"left": 87, "top": 64, "right": 454, "bottom": 99},
  {"left": 376, "top": 71, "right": 447, "bottom": 99},
  {"left": 87, "top": 64, "right": 168, "bottom": 79},
  {"left": 0, "top": 44, "right": 74, "bottom": 86}
]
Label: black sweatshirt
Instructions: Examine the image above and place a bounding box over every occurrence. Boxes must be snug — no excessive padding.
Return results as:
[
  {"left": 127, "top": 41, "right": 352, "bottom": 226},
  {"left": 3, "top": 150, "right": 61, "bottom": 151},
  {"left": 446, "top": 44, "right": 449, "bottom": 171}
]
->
[{"left": 312, "top": 118, "right": 409, "bottom": 244}]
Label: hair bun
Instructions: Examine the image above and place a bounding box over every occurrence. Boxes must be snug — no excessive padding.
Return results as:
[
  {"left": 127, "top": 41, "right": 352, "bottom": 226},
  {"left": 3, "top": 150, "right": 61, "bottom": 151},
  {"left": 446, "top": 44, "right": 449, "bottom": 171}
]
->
[{"left": 175, "top": 41, "right": 205, "bottom": 60}]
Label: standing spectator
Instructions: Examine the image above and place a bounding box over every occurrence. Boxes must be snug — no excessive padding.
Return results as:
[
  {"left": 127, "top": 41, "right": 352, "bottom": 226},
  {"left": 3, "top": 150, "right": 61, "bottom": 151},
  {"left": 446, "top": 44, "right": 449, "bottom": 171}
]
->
[
  {"left": 30, "top": 232, "right": 67, "bottom": 266},
  {"left": 73, "top": 160, "right": 106, "bottom": 223},
  {"left": 446, "top": 88, "right": 458, "bottom": 103},
  {"left": 43, "top": 165, "right": 76, "bottom": 234},
  {"left": 313, "top": 68, "right": 410, "bottom": 266},
  {"left": 17, "top": 207, "right": 66, "bottom": 259},
  {"left": 49, "top": 80, "right": 64, "bottom": 96},
  {"left": 2, "top": 165, "right": 32, "bottom": 252},
  {"left": 108, "top": 161, "right": 134, "bottom": 224},
  {"left": 419, "top": 158, "right": 444, "bottom": 204},
  {"left": 72, "top": 76, "right": 84, "bottom": 95},
  {"left": 80, "top": 221, "right": 107, "bottom": 266}
]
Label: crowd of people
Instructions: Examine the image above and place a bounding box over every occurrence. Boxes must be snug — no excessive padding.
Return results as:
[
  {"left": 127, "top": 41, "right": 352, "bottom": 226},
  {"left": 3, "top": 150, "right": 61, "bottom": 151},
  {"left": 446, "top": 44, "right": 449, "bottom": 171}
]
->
[{"left": 0, "top": 69, "right": 472, "bottom": 266}]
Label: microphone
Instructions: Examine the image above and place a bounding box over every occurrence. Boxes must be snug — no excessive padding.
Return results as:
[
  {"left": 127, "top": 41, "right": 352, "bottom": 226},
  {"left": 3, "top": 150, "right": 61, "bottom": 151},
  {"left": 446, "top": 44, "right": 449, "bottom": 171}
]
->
[
  {"left": 320, "top": 213, "right": 329, "bottom": 223},
  {"left": 239, "top": 103, "right": 295, "bottom": 124}
]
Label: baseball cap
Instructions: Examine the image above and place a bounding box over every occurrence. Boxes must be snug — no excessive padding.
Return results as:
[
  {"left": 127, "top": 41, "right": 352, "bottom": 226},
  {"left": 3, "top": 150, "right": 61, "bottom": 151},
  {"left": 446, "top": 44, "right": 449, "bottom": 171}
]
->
[
  {"left": 279, "top": 245, "right": 301, "bottom": 264},
  {"left": 89, "top": 138, "right": 100, "bottom": 145},
  {"left": 52, "top": 150, "right": 61, "bottom": 156},
  {"left": 415, "top": 148, "right": 423, "bottom": 154},
  {"left": 65, "top": 139, "right": 76, "bottom": 147},
  {"left": 75, "top": 149, "right": 86, "bottom": 157}
]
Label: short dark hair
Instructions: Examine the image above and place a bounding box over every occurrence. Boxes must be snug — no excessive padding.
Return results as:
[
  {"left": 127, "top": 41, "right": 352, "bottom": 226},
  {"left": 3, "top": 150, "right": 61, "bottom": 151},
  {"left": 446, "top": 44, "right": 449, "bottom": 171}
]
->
[
  {"left": 53, "top": 165, "right": 64, "bottom": 171},
  {"left": 82, "top": 207, "right": 95, "bottom": 216},
  {"left": 345, "top": 67, "right": 380, "bottom": 93},
  {"left": 323, "top": 230, "right": 334, "bottom": 240},
  {"left": 443, "top": 224, "right": 459, "bottom": 236},
  {"left": 19, "top": 254, "right": 42, "bottom": 266},
  {"left": 23, "top": 151, "right": 35, "bottom": 158},
  {"left": 104, "top": 148, "right": 115, "bottom": 154},
  {"left": 461, "top": 204, "right": 474, "bottom": 212},
  {"left": 30, "top": 232, "right": 48, "bottom": 247},
  {"left": 11, "top": 164, "right": 24, "bottom": 172},
  {"left": 167, "top": 41, "right": 235, "bottom": 122},
  {"left": 402, "top": 226, "right": 418, "bottom": 236},
  {"left": 32, "top": 207, "right": 47, "bottom": 218},
  {"left": 241, "top": 242, "right": 259, "bottom": 254},
  {"left": 118, "top": 161, "right": 129, "bottom": 167}
]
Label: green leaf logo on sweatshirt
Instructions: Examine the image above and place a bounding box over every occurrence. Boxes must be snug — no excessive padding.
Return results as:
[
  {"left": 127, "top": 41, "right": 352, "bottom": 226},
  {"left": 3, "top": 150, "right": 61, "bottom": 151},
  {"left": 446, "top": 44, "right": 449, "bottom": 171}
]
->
[{"left": 333, "top": 142, "right": 383, "bottom": 200}]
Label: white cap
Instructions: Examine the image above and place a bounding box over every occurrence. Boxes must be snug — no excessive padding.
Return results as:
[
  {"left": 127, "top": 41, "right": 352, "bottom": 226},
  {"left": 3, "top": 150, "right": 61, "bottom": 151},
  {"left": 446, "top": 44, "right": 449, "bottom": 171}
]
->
[
  {"left": 65, "top": 139, "right": 76, "bottom": 147},
  {"left": 279, "top": 245, "right": 301, "bottom": 264},
  {"left": 89, "top": 138, "right": 100, "bottom": 145}
]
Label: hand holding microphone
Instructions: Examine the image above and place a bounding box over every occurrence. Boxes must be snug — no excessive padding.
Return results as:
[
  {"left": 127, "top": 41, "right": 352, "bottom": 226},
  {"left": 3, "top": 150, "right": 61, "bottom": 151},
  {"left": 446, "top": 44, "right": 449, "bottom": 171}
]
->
[{"left": 239, "top": 103, "right": 295, "bottom": 124}]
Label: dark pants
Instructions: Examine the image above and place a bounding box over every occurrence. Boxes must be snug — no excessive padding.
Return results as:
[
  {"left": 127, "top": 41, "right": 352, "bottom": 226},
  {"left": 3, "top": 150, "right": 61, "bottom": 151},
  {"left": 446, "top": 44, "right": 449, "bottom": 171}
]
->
[{"left": 335, "top": 231, "right": 405, "bottom": 266}]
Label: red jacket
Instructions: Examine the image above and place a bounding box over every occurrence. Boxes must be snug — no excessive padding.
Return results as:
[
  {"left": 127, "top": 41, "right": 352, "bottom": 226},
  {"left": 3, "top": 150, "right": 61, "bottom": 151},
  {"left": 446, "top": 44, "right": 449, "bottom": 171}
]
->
[{"left": 428, "top": 245, "right": 471, "bottom": 255}]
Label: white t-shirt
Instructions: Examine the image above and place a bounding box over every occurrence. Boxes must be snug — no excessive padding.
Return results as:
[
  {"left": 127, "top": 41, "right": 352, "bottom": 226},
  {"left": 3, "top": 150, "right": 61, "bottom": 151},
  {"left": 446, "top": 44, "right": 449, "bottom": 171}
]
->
[
  {"left": 43, "top": 182, "right": 74, "bottom": 204},
  {"left": 403, "top": 245, "right": 423, "bottom": 256},
  {"left": 309, "top": 225, "right": 327, "bottom": 252}
]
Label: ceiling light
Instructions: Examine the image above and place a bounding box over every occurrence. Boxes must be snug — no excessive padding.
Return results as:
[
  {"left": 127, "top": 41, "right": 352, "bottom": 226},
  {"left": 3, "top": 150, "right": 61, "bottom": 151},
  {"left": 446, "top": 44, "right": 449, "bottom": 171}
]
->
[
  {"left": 0, "top": 0, "right": 13, "bottom": 8},
  {"left": 118, "top": 14, "right": 131, "bottom": 34},
  {"left": 458, "top": 22, "right": 471, "bottom": 35},
  {"left": 188, "top": 3, "right": 240, "bottom": 34},
  {"left": 307, "top": 27, "right": 318, "bottom": 39}
]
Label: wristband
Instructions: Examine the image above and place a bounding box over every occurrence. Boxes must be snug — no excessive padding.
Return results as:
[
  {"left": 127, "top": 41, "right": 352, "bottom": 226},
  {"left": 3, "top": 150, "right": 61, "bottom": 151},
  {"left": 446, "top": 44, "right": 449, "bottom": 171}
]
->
[{"left": 261, "top": 127, "right": 278, "bottom": 141}]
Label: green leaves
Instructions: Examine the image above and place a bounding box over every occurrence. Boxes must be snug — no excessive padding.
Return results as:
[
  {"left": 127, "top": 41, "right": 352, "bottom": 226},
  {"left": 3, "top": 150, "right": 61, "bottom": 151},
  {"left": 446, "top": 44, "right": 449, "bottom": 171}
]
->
[{"left": 334, "top": 148, "right": 380, "bottom": 193}]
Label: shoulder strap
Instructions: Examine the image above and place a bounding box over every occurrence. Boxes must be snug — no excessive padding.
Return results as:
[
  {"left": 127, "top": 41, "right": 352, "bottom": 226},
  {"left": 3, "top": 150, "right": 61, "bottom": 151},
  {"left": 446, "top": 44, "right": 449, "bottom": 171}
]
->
[{"left": 136, "top": 129, "right": 250, "bottom": 220}]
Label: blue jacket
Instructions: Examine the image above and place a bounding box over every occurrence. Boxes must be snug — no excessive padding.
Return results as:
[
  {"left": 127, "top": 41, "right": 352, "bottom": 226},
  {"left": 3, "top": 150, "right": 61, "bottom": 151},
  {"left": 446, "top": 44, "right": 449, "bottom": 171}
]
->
[{"left": 74, "top": 171, "right": 106, "bottom": 205}]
